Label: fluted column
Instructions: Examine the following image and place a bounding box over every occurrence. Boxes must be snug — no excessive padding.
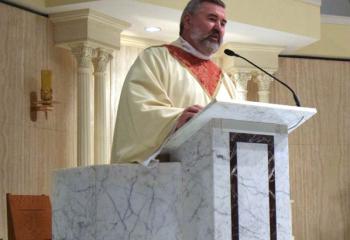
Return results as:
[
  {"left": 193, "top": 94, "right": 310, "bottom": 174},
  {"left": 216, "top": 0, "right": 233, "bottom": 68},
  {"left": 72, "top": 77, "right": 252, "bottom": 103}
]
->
[
  {"left": 254, "top": 73, "right": 274, "bottom": 103},
  {"left": 233, "top": 72, "right": 252, "bottom": 101},
  {"left": 72, "top": 45, "right": 94, "bottom": 166},
  {"left": 92, "top": 48, "right": 112, "bottom": 165}
]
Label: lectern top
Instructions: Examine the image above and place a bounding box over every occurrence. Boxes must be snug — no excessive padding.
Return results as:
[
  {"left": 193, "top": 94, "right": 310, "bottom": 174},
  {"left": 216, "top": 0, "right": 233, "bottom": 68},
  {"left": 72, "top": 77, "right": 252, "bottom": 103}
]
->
[{"left": 163, "top": 100, "right": 317, "bottom": 151}]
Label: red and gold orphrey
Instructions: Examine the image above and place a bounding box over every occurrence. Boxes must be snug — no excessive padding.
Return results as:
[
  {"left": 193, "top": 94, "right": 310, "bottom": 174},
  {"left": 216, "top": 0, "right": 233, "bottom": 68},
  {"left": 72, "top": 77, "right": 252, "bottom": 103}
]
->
[{"left": 165, "top": 45, "right": 222, "bottom": 97}]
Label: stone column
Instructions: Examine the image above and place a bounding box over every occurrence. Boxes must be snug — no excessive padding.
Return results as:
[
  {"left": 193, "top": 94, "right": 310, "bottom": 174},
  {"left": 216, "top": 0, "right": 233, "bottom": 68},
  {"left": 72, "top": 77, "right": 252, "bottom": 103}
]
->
[
  {"left": 220, "top": 42, "right": 283, "bottom": 103},
  {"left": 254, "top": 73, "right": 274, "bottom": 103},
  {"left": 92, "top": 48, "right": 113, "bottom": 165},
  {"left": 50, "top": 9, "right": 130, "bottom": 166},
  {"left": 72, "top": 45, "right": 94, "bottom": 166},
  {"left": 233, "top": 72, "right": 252, "bottom": 101}
]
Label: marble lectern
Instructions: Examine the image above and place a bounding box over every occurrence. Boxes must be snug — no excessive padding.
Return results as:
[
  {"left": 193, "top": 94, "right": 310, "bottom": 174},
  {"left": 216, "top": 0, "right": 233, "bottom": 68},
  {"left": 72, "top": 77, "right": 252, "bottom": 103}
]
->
[{"left": 52, "top": 100, "right": 316, "bottom": 240}]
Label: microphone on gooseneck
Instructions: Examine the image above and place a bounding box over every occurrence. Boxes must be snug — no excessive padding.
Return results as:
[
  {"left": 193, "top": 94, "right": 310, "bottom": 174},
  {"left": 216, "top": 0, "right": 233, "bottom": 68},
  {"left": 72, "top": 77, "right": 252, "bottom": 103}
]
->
[{"left": 224, "top": 49, "right": 301, "bottom": 107}]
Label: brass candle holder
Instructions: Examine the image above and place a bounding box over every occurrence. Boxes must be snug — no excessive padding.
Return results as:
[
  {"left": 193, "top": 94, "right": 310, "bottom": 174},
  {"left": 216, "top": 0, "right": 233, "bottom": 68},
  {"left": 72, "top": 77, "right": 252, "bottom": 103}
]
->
[{"left": 30, "top": 70, "right": 58, "bottom": 121}]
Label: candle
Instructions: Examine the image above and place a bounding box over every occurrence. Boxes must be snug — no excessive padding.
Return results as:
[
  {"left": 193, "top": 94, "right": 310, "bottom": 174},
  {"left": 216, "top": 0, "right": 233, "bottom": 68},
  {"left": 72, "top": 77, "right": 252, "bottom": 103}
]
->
[{"left": 41, "top": 70, "right": 52, "bottom": 91}]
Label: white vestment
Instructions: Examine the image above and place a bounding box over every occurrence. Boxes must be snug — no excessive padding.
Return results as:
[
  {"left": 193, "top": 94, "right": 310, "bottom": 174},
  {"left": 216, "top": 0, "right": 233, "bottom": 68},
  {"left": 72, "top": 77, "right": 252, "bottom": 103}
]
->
[{"left": 111, "top": 44, "right": 236, "bottom": 164}]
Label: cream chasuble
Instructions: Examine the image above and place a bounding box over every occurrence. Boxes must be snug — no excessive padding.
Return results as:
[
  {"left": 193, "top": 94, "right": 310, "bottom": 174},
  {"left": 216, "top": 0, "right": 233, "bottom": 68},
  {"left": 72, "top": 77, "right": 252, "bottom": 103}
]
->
[{"left": 111, "top": 45, "right": 236, "bottom": 164}]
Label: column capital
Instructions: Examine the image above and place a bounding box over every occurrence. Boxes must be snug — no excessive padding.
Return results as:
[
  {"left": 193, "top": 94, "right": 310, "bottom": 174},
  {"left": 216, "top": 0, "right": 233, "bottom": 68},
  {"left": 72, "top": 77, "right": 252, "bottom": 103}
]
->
[
  {"left": 234, "top": 72, "right": 253, "bottom": 90},
  {"left": 254, "top": 73, "right": 274, "bottom": 91},
  {"left": 71, "top": 44, "right": 95, "bottom": 69},
  {"left": 254, "top": 73, "right": 275, "bottom": 103},
  {"left": 233, "top": 72, "right": 253, "bottom": 101},
  {"left": 92, "top": 48, "right": 113, "bottom": 73}
]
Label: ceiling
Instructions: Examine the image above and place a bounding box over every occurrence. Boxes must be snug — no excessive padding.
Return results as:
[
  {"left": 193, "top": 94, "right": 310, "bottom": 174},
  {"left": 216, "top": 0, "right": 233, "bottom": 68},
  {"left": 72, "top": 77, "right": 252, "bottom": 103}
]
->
[
  {"left": 3, "top": 0, "right": 349, "bottom": 53},
  {"left": 321, "top": 0, "right": 350, "bottom": 17}
]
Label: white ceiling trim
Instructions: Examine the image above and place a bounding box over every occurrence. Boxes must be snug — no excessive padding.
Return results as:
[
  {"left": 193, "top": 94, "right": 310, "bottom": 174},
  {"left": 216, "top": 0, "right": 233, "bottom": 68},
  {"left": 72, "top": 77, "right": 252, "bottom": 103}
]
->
[
  {"left": 301, "top": 0, "right": 322, "bottom": 6},
  {"left": 121, "top": 35, "right": 165, "bottom": 48},
  {"left": 322, "top": 14, "right": 350, "bottom": 25}
]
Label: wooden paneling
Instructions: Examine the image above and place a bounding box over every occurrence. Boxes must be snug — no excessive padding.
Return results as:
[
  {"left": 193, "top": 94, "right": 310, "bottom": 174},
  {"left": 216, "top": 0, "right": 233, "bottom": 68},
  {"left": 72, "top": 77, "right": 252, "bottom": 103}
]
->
[
  {"left": 271, "top": 58, "right": 350, "bottom": 240},
  {"left": 273, "top": 58, "right": 350, "bottom": 146},
  {"left": 0, "top": 3, "right": 77, "bottom": 239}
]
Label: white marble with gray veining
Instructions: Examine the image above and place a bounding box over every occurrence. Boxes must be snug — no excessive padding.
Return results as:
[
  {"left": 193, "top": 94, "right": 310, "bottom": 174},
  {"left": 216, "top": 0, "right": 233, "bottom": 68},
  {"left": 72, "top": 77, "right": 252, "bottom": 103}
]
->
[
  {"left": 169, "top": 122, "right": 232, "bottom": 240},
  {"left": 53, "top": 101, "right": 313, "bottom": 240},
  {"left": 274, "top": 133, "right": 292, "bottom": 240},
  {"left": 237, "top": 142, "right": 271, "bottom": 240},
  {"left": 53, "top": 163, "right": 182, "bottom": 240},
  {"left": 53, "top": 122, "right": 292, "bottom": 240}
]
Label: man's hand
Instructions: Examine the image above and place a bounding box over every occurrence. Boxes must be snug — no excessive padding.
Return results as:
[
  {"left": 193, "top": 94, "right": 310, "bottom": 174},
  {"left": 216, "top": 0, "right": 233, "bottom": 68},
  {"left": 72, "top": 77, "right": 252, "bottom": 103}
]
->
[{"left": 175, "top": 105, "right": 203, "bottom": 130}]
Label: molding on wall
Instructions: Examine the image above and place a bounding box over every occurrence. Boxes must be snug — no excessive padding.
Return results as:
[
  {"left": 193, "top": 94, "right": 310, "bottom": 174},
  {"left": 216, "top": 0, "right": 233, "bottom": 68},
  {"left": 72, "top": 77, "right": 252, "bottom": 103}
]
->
[
  {"left": 45, "top": 0, "right": 96, "bottom": 7},
  {"left": 0, "top": 0, "right": 47, "bottom": 17},
  {"left": 220, "top": 42, "right": 284, "bottom": 74},
  {"left": 300, "top": 0, "right": 321, "bottom": 6},
  {"left": 321, "top": 14, "right": 350, "bottom": 25},
  {"left": 49, "top": 8, "right": 130, "bottom": 30},
  {"left": 279, "top": 54, "right": 350, "bottom": 62},
  {"left": 120, "top": 35, "right": 165, "bottom": 48},
  {"left": 224, "top": 43, "right": 285, "bottom": 54},
  {"left": 49, "top": 9, "right": 130, "bottom": 50}
]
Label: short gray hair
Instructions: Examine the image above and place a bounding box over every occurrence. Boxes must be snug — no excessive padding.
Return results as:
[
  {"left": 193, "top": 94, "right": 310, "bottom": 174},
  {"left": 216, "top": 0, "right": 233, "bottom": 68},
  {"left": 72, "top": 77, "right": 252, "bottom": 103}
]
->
[{"left": 179, "top": 0, "right": 226, "bottom": 35}]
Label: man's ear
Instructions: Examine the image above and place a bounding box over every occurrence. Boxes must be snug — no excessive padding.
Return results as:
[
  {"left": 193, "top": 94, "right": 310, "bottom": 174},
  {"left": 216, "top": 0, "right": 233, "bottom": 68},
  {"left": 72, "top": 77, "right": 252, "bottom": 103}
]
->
[{"left": 183, "top": 14, "right": 192, "bottom": 30}]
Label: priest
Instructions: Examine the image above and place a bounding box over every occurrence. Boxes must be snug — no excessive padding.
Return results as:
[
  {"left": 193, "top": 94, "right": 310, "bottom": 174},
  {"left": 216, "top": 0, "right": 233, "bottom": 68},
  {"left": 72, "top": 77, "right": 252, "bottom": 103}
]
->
[{"left": 111, "top": 0, "right": 236, "bottom": 164}]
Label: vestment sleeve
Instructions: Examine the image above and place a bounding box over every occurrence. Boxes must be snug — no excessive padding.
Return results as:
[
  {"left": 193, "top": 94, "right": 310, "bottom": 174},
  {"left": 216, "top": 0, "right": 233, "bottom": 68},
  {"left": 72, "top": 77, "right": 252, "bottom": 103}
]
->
[{"left": 111, "top": 48, "right": 184, "bottom": 163}]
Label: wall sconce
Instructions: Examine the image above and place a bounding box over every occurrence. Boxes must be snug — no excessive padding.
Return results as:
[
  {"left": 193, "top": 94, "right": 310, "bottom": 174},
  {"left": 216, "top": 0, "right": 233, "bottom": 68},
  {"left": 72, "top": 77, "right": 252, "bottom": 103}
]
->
[{"left": 30, "top": 70, "right": 58, "bottom": 121}]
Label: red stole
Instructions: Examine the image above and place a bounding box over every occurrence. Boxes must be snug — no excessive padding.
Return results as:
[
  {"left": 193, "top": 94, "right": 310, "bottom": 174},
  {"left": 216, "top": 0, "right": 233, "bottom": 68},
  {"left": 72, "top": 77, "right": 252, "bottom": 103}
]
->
[{"left": 165, "top": 45, "right": 222, "bottom": 97}]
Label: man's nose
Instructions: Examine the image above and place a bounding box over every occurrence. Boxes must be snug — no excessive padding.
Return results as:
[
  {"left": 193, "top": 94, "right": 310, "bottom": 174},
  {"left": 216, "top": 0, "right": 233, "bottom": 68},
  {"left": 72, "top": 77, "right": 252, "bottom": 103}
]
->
[{"left": 214, "top": 21, "right": 225, "bottom": 33}]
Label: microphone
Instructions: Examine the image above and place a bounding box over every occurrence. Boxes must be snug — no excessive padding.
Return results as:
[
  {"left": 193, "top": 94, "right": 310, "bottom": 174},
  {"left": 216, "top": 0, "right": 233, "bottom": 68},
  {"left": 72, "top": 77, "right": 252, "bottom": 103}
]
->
[{"left": 224, "top": 49, "right": 301, "bottom": 107}]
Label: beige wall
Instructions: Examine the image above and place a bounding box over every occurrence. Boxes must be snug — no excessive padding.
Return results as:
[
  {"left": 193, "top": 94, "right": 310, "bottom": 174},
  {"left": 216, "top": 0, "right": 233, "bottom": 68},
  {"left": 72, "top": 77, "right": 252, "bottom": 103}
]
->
[
  {"left": 293, "top": 22, "right": 350, "bottom": 59},
  {"left": 110, "top": 45, "right": 143, "bottom": 137},
  {"left": 270, "top": 57, "right": 350, "bottom": 240},
  {"left": 0, "top": 3, "right": 77, "bottom": 239}
]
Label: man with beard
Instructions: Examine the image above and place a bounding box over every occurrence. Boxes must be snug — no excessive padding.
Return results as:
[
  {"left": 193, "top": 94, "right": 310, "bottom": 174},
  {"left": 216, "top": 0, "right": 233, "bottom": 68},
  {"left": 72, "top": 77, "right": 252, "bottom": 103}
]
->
[{"left": 111, "top": 0, "right": 236, "bottom": 164}]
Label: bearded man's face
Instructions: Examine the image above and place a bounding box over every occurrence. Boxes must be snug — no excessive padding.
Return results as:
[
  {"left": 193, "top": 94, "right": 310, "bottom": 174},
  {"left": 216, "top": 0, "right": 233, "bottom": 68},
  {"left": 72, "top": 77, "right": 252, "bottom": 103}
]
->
[{"left": 184, "top": 2, "right": 226, "bottom": 56}]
